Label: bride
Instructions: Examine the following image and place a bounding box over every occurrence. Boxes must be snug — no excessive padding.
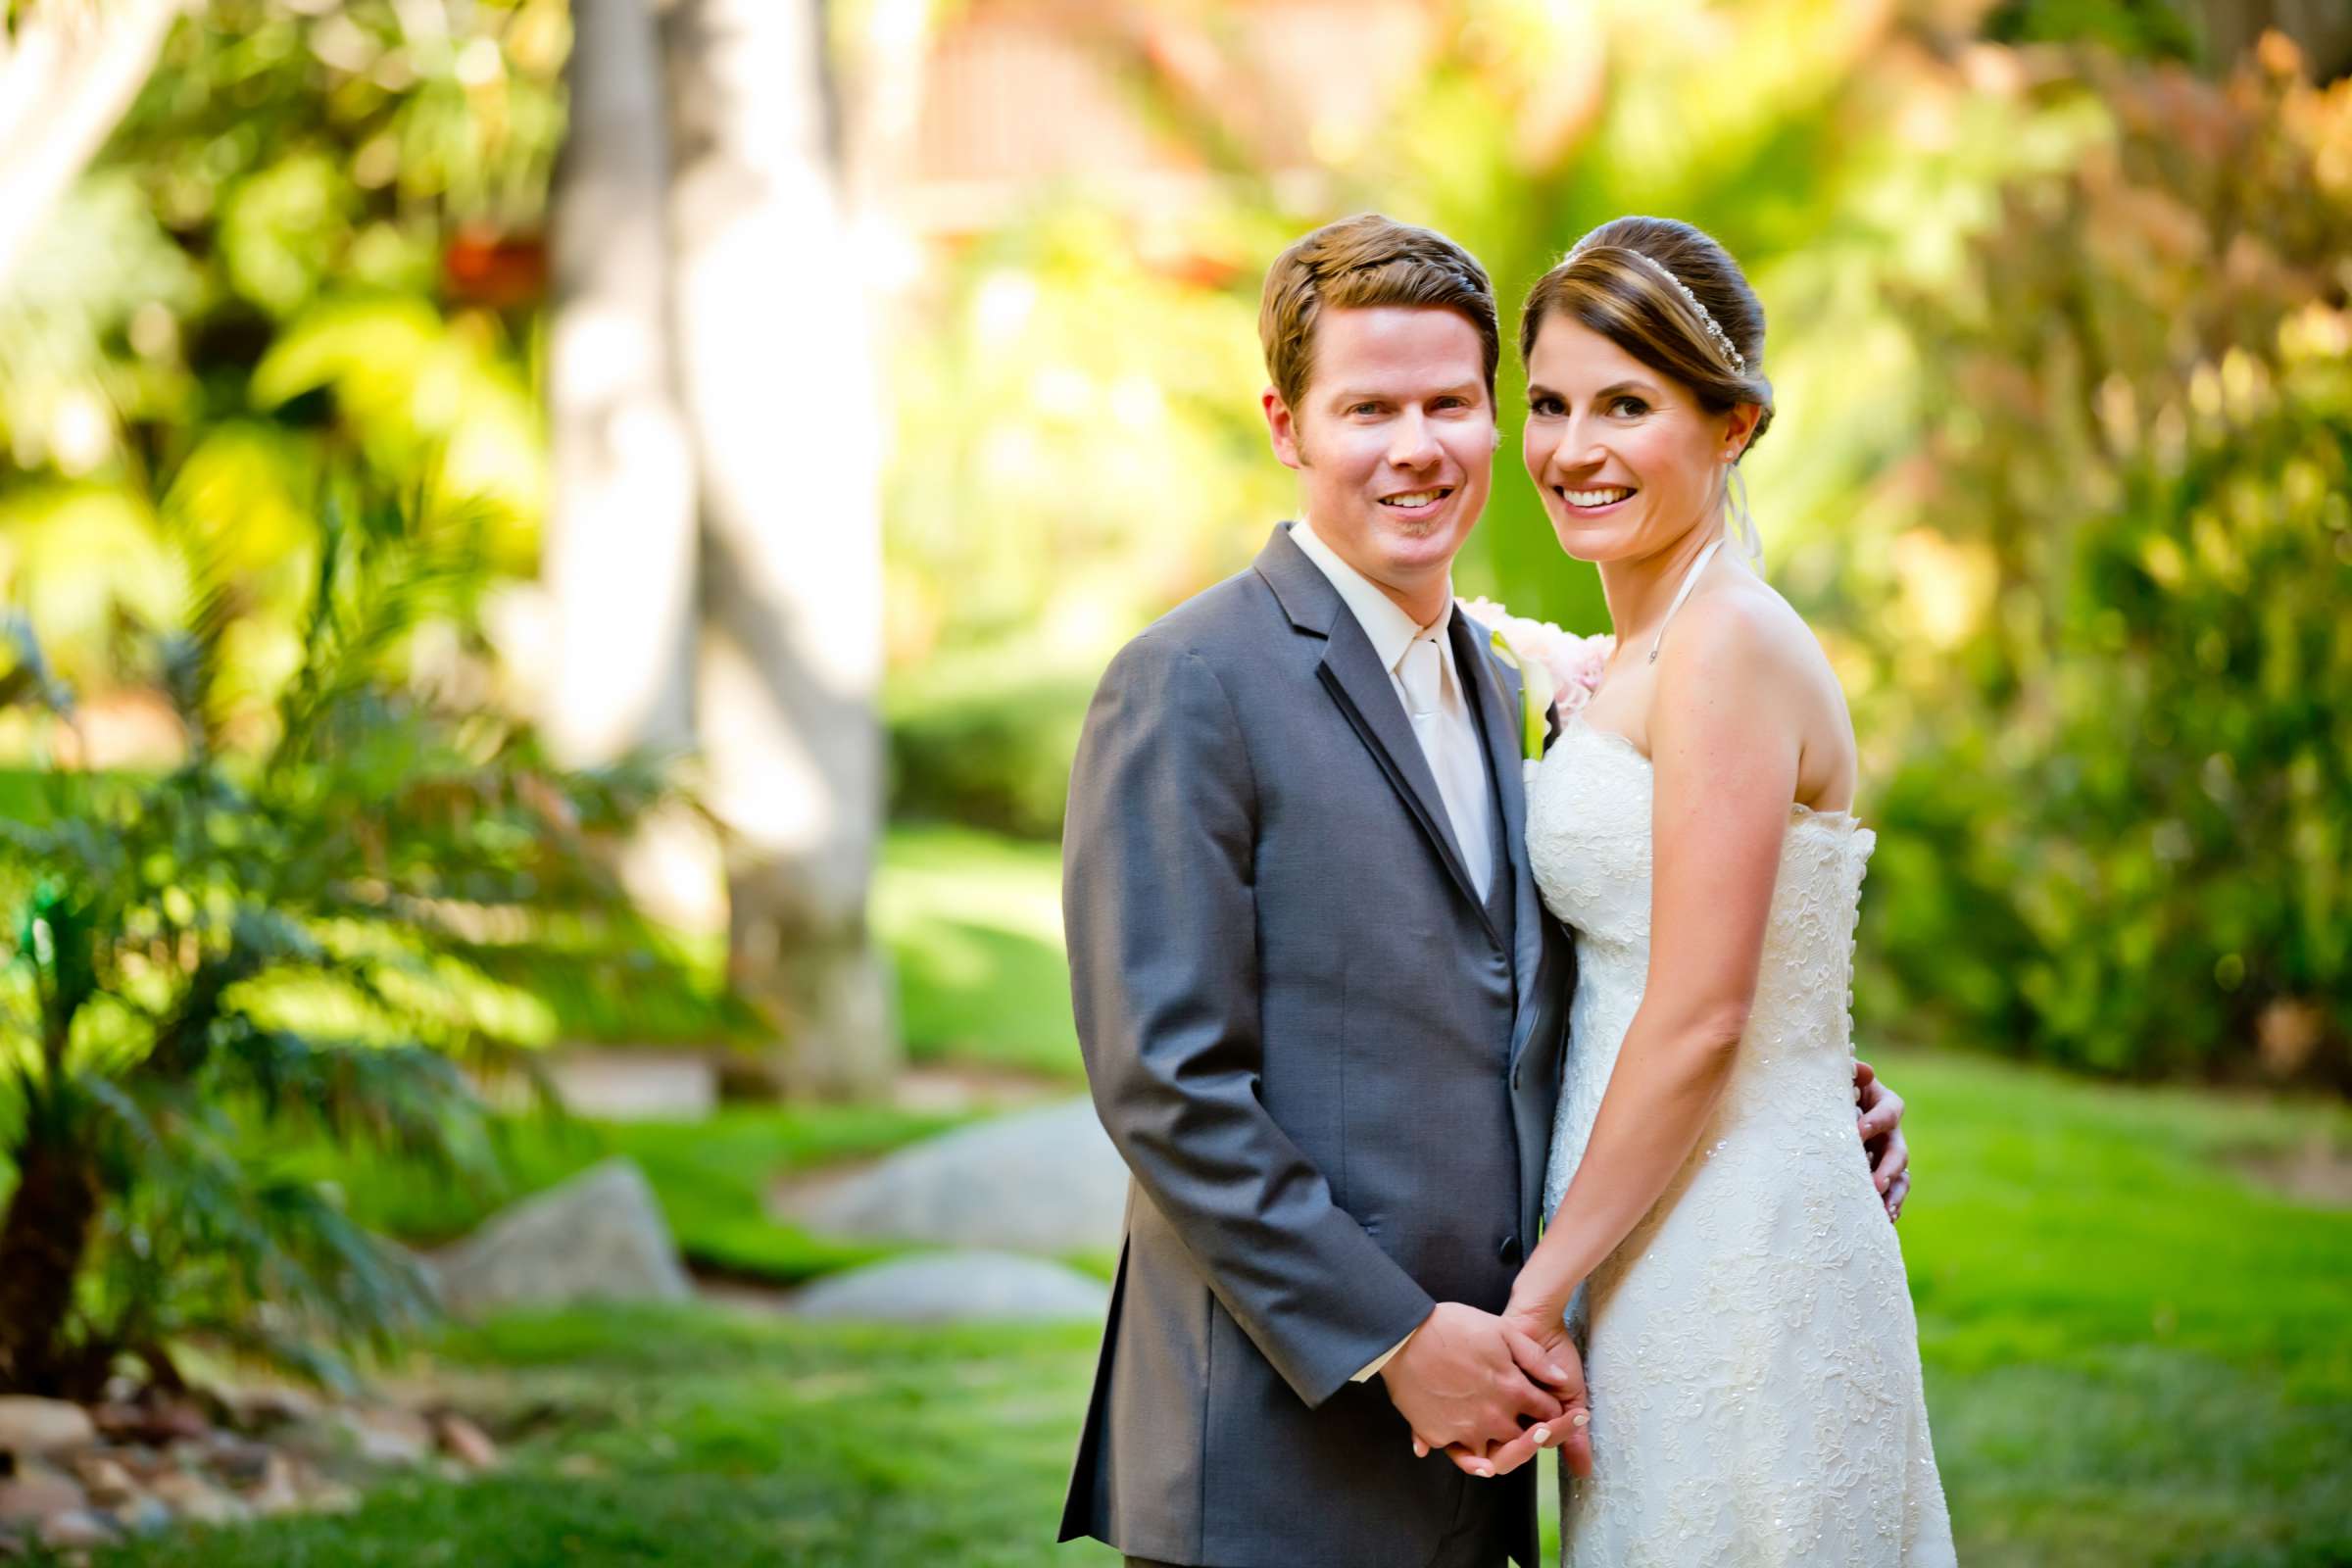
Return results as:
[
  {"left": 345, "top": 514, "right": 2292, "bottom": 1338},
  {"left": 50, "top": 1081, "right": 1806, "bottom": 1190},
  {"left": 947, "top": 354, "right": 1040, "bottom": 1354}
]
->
[{"left": 1490, "top": 218, "right": 1955, "bottom": 1565}]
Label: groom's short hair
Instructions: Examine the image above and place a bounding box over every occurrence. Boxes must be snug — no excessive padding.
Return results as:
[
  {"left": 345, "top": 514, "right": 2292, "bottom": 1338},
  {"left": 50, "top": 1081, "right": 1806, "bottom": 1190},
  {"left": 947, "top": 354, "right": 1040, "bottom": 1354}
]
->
[{"left": 1258, "top": 214, "right": 1499, "bottom": 415}]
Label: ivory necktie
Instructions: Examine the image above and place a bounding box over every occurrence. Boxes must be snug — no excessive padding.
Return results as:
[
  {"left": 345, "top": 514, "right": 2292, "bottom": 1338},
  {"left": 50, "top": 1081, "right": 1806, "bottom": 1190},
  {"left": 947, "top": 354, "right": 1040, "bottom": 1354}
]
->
[{"left": 1396, "top": 634, "right": 1491, "bottom": 899}]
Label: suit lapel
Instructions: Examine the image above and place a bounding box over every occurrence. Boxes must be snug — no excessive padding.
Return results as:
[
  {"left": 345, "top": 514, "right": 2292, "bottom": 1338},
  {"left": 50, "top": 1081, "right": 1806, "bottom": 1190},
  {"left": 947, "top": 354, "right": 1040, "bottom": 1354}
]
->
[
  {"left": 1452, "top": 610, "right": 1544, "bottom": 1020},
  {"left": 1318, "top": 614, "right": 1496, "bottom": 939},
  {"left": 1256, "top": 526, "right": 1498, "bottom": 945}
]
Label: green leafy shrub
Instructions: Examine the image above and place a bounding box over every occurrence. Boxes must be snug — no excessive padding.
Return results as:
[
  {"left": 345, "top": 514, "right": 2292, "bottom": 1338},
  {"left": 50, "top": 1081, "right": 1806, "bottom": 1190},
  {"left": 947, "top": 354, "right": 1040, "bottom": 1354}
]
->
[
  {"left": 0, "top": 468, "right": 707, "bottom": 1398},
  {"left": 1863, "top": 43, "right": 2352, "bottom": 1086},
  {"left": 885, "top": 672, "right": 1092, "bottom": 843}
]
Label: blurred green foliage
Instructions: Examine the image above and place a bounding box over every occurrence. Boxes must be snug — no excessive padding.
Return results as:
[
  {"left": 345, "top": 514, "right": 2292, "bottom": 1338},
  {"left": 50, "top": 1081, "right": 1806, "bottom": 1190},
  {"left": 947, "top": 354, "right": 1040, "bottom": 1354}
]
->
[
  {"left": 0, "top": 0, "right": 561, "bottom": 703},
  {"left": 885, "top": 666, "right": 1091, "bottom": 841},
  {"left": 1984, "top": 0, "right": 2202, "bottom": 61},
  {"left": 872, "top": 824, "right": 1077, "bottom": 1077},
  {"left": 6, "top": 0, "right": 2344, "bottom": 1092},
  {"left": 1860, "top": 46, "right": 2352, "bottom": 1087}
]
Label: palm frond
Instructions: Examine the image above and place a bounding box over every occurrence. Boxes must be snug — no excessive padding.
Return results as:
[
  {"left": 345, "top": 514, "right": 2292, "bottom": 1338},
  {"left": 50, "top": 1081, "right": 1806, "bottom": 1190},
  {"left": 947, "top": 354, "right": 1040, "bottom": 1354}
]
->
[
  {"left": 209, "top": 1019, "right": 495, "bottom": 1178},
  {"left": 165, "top": 509, "right": 251, "bottom": 758},
  {"left": 162, "top": 1311, "right": 362, "bottom": 1396},
  {"left": 74, "top": 1071, "right": 161, "bottom": 1180},
  {"left": 0, "top": 611, "right": 71, "bottom": 716},
  {"left": 123, "top": 1114, "right": 433, "bottom": 1342}
]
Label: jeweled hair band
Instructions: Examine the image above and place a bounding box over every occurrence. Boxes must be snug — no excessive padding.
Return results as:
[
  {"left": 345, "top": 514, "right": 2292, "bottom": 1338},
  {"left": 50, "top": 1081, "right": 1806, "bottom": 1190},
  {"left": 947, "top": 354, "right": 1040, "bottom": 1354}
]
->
[{"left": 1570, "top": 244, "right": 1748, "bottom": 376}]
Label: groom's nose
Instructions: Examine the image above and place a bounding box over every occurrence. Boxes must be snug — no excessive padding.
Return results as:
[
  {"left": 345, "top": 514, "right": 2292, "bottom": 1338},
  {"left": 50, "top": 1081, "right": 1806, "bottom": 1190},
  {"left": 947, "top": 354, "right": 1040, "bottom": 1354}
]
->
[{"left": 1387, "top": 410, "right": 1441, "bottom": 469}]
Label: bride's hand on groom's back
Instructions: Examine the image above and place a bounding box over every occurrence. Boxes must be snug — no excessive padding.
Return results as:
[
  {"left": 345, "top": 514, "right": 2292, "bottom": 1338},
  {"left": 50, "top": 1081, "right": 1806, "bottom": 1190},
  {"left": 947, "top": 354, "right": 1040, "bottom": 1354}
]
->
[{"left": 1853, "top": 1059, "right": 1911, "bottom": 1222}]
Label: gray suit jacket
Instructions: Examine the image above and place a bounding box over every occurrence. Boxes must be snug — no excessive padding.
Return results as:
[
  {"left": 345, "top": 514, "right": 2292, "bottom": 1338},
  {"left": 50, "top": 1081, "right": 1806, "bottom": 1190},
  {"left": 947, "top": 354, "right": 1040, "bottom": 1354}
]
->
[{"left": 1057, "top": 524, "right": 1574, "bottom": 1567}]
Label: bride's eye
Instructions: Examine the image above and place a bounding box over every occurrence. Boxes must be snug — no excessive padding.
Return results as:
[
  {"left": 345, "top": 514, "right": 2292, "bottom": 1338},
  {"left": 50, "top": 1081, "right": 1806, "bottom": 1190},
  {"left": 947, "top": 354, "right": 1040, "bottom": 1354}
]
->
[
  {"left": 1609, "top": 395, "right": 1650, "bottom": 417},
  {"left": 1530, "top": 394, "right": 1565, "bottom": 416}
]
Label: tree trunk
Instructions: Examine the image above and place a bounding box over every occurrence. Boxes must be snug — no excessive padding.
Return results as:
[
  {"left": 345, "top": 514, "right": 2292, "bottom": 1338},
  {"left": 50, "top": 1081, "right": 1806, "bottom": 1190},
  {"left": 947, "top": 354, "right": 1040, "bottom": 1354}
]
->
[
  {"left": 661, "top": 0, "right": 895, "bottom": 1098},
  {"left": 545, "top": 0, "right": 698, "bottom": 767},
  {"left": 0, "top": 1121, "right": 102, "bottom": 1397},
  {"left": 544, "top": 0, "right": 723, "bottom": 937},
  {"left": 0, "top": 0, "right": 185, "bottom": 292}
]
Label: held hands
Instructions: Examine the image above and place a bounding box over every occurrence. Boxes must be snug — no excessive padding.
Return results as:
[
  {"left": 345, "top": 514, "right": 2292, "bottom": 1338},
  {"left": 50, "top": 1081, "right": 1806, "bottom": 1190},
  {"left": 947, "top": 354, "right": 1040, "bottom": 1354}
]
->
[
  {"left": 1380, "top": 1301, "right": 1592, "bottom": 1483},
  {"left": 1457, "top": 1298, "right": 1595, "bottom": 1481}
]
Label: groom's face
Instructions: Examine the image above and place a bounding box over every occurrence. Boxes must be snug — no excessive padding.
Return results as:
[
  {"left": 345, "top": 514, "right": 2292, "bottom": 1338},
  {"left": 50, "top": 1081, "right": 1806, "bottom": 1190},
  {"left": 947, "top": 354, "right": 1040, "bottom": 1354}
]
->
[{"left": 1261, "top": 306, "right": 1494, "bottom": 604}]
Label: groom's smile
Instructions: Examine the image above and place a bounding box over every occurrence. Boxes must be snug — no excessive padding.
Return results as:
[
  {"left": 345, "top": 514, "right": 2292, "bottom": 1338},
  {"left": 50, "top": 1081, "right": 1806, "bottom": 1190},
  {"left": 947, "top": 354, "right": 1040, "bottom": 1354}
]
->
[{"left": 1378, "top": 484, "right": 1456, "bottom": 517}]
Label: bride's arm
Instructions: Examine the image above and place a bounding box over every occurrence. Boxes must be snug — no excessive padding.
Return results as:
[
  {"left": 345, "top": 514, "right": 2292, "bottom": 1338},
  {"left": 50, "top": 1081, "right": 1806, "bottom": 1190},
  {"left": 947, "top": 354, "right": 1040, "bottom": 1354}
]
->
[{"left": 1505, "top": 597, "right": 1810, "bottom": 1342}]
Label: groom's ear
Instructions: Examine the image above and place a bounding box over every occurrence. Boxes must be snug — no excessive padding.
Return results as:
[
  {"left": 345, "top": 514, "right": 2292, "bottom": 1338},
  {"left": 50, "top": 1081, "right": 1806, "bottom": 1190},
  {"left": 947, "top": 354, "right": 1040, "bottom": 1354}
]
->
[{"left": 1263, "top": 386, "right": 1307, "bottom": 470}]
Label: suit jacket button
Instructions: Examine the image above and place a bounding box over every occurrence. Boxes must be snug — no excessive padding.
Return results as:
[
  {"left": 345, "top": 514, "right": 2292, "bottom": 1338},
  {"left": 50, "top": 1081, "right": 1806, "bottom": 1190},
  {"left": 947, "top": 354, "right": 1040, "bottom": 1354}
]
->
[{"left": 1498, "top": 1233, "right": 1521, "bottom": 1264}]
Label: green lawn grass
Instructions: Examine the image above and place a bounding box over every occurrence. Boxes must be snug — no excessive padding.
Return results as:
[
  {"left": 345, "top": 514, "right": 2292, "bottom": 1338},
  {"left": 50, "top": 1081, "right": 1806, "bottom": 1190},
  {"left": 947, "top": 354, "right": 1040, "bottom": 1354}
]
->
[
  {"left": 84, "top": 1046, "right": 2352, "bottom": 1567},
  {"left": 876, "top": 824, "right": 1079, "bottom": 1079},
  {"left": 85, "top": 1309, "right": 1120, "bottom": 1568},
  {"left": 1892, "top": 1052, "right": 2352, "bottom": 1566}
]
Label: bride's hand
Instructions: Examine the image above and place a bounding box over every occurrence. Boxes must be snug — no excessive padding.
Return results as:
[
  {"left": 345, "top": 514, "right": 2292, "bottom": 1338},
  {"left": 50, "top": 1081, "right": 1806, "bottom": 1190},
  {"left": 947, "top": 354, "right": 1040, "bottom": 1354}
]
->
[
  {"left": 1498, "top": 1298, "right": 1572, "bottom": 1386},
  {"left": 1503, "top": 1298, "right": 1592, "bottom": 1475},
  {"left": 1416, "top": 1299, "right": 1593, "bottom": 1480}
]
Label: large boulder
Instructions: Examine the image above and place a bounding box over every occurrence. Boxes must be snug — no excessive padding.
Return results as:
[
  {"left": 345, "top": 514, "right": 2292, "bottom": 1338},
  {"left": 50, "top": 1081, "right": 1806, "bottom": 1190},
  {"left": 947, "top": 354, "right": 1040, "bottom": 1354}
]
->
[
  {"left": 0, "top": 1461, "right": 84, "bottom": 1526},
  {"left": 790, "top": 1251, "right": 1108, "bottom": 1324},
  {"left": 544, "top": 1049, "right": 717, "bottom": 1121},
  {"left": 430, "top": 1157, "right": 693, "bottom": 1317},
  {"left": 788, "top": 1097, "right": 1128, "bottom": 1254},
  {"left": 0, "top": 1397, "right": 95, "bottom": 1457}
]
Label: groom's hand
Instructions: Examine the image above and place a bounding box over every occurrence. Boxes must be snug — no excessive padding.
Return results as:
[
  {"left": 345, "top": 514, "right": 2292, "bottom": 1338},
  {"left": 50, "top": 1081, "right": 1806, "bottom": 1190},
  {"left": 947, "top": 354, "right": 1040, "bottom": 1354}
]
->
[
  {"left": 1380, "top": 1302, "right": 1565, "bottom": 1475},
  {"left": 1854, "top": 1058, "right": 1911, "bottom": 1222}
]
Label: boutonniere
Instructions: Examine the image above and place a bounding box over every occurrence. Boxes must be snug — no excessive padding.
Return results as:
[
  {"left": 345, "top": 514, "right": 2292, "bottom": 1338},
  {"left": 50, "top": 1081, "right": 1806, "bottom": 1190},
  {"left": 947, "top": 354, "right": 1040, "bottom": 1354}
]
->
[{"left": 1455, "top": 597, "right": 1614, "bottom": 761}]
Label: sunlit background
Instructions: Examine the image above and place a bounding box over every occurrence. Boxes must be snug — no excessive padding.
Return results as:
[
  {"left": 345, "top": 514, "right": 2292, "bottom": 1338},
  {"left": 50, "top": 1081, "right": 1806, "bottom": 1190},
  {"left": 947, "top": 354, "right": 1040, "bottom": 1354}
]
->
[{"left": 0, "top": 1, "right": 2346, "bottom": 1563}]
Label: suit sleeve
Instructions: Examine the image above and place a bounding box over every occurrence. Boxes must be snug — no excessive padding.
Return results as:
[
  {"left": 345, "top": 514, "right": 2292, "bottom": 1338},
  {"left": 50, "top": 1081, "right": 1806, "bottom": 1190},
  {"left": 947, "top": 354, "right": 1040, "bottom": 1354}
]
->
[{"left": 1063, "top": 633, "right": 1436, "bottom": 1409}]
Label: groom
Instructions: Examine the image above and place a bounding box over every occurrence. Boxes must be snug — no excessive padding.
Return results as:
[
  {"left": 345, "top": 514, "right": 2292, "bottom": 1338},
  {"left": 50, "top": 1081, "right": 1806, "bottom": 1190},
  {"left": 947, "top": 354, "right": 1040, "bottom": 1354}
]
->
[{"left": 1057, "top": 215, "right": 1906, "bottom": 1568}]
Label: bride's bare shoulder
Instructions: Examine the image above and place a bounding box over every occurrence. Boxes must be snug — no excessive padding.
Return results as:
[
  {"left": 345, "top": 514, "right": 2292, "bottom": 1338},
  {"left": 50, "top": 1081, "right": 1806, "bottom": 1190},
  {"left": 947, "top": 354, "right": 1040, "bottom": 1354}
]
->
[
  {"left": 1652, "top": 572, "right": 1850, "bottom": 739},
  {"left": 1661, "top": 572, "right": 1827, "bottom": 678}
]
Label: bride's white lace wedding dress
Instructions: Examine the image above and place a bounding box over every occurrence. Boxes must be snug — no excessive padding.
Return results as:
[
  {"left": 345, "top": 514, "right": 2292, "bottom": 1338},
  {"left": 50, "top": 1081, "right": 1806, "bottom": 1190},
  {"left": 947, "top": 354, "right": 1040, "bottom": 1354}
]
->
[{"left": 1528, "top": 570, "right": 1955, "bottom": 1567}]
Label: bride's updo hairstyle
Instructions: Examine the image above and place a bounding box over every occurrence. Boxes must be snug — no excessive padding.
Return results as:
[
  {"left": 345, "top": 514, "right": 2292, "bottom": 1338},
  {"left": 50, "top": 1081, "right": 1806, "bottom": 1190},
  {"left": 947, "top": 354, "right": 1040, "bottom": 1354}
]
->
[{"left": 1518, "top": 216, "right": 1774, "bottom": 459}]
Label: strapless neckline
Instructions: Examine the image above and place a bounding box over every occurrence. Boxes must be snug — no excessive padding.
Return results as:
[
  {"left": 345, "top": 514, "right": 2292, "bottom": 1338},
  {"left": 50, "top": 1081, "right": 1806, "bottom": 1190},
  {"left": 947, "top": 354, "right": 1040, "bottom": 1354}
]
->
[{"left": 1557, "top": 712, "right": 1866, "bottom": 836}]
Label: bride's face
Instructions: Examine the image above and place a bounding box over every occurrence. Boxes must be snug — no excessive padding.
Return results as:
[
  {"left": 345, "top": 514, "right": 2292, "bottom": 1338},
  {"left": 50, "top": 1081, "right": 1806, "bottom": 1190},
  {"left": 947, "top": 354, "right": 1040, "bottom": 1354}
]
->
[{"left": 1521, "top": 314, "right": 1747, "bottom": 564}]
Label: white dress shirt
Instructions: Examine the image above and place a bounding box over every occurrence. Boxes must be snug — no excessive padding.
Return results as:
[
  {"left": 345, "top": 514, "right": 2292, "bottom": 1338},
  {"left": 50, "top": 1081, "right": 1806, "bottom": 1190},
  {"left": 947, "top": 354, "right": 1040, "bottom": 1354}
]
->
[{"left": 1291, "top": 519, "right": 1499, "bottom": 1383}]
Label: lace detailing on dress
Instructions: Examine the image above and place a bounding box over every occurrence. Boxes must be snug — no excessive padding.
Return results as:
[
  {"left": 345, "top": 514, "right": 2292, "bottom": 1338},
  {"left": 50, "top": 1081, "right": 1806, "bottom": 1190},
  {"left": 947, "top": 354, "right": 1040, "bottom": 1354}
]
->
[{"left": 1532, "top": 717, "right": 1955, "bottom": 1567}]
